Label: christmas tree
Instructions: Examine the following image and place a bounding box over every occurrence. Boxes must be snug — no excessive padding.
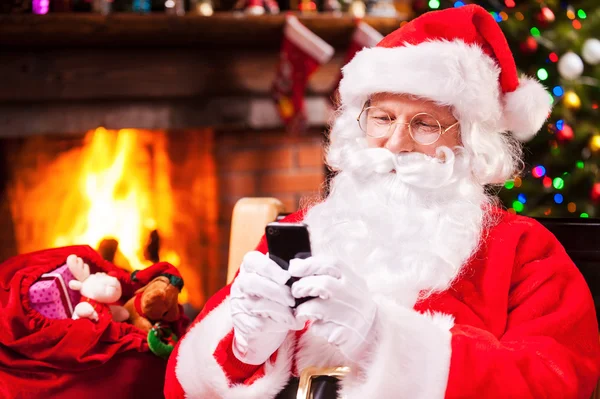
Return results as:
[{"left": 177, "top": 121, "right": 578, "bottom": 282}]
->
[{"left": 412, "top": 0, "right": 600, "bottom": 217}]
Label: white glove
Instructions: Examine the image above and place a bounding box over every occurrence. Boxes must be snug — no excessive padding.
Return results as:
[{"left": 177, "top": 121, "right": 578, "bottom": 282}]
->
[
  {"left": 230, "top": 251, "right": 304, "bottom": 365},
  {"left": 289, "top": 256, "right": 378, "bottom": 363}
]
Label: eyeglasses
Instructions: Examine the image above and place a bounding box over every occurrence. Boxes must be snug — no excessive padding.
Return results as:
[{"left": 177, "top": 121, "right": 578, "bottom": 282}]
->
[{"left": 356, "top": 105, "right": 460, "bottom": 146}]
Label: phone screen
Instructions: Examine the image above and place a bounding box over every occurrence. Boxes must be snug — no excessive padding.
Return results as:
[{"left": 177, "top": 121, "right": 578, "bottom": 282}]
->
[
  {"left": 265, "top": 222, "right": 311, "bottom": 270},
  {"left": 265, "top": 222, "right": 313, "bottom": 307}
]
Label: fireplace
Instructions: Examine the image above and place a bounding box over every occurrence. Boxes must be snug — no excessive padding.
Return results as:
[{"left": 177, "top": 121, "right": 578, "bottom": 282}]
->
[
  {"left": 0, "top": 13, "right": 403, "bottom": 309},
  {"left": 0, "top": 126, "right": 325, "bottom": 308}
]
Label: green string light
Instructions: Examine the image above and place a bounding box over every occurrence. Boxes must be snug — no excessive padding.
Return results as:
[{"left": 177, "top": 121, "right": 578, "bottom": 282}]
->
[
  {"left": 553, "top": 177, "right": 564, "bottom": 189},
  {"left": 537, "top": 68, "right": 549, "bottom": 80},
  {"left": 505, "top": 181, "right": 515, "bottom": 189},
  {"left": 580, "top": 213, "right": 589, "bottom": 218},
  {"left": 577, "top": 9, "right": 587, "bottom": 19},
  {"left": 576, "top": 161, "right": 585, "bottom": 169},
  {"left": 428, "top": 0, "right": 440, "bottom": 9},
  {"left": 530, "top": 27, "right": 541, "bottom": 37},
  {"left": 512, "top": 201, "right": 524, "bottom": 212}
]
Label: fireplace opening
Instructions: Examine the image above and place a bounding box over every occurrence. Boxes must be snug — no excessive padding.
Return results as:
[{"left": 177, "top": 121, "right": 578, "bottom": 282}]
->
[
  {"left": 1, "top": 127, "right": 218, "bottom": 308},
  {"left": 0, "top": 127, "right": 326, "bottom": 309}
]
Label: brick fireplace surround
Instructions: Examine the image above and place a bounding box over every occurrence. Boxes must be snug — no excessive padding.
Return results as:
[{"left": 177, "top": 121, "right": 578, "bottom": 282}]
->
[{"left": 0, "top": 13, "right": 403, "bottom": 309}]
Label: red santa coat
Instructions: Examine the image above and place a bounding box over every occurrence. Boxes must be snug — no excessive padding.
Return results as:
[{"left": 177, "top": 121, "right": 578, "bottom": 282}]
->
[{"left": 164, "top": 210, "right": 600, "bottom": 398}]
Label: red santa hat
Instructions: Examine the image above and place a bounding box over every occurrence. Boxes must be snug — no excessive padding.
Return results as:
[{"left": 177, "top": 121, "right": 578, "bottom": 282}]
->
[
  {"left": 338, "top": 4, "right": 551, "bottom": 141},
  {"left": 131, "top": 262, "right": 184, "bottom": 291}
]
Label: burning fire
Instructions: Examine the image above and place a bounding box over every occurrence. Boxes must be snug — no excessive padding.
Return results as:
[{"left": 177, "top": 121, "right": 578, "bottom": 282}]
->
[
  {"left": 7, "top": 126, "right": 221, "bottom": 307},
  {"left": 53, "top": 128, "right": 178, "bottom": 272}
]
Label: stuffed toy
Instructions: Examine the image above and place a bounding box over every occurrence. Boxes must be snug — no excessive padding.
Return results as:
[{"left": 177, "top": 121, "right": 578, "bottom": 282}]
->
[
  {"left": 67, "top": 254, "right": 130, "bottom": 323},
  {"left": 123, "top": 263, "right": 186, "bottom": 359},
  {"left": 124, "top": 262, "right": 184, "bottom": 333}
]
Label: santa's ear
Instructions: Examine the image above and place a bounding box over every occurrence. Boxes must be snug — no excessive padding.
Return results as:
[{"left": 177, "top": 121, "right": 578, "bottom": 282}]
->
[{"left": 69, "top": 280, "right": 83, "bottom": 291}]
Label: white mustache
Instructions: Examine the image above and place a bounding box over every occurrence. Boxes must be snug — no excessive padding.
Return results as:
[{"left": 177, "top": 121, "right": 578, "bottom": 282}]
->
[{"left": 341, "top": 146, "right": 468, "bottom": 189}]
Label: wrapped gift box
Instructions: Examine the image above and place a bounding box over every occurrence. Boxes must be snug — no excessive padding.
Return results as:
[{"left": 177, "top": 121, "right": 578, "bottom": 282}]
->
[{"left": 29, "top": 264, "right": 81, "bottom": 319}]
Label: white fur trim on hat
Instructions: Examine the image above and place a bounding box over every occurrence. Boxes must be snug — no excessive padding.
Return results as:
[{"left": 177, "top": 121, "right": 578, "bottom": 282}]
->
[
  {"left": 503, "top": 76, "right": 552, "bottom": 141},
  {"left": 339, "top": 39, "right": 550, "bottom": 141}
]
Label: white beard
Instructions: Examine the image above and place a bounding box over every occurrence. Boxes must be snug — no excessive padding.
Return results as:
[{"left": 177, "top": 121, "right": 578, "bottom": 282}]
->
[{"left": 303, "top": 142, "right": 492, "bottom": 307}]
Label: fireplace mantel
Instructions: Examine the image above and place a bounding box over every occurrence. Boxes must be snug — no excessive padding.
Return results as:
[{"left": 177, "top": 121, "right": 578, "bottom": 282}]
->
[
  {"left": 0, "top": 13, "right": 407, "bottom": 136},
  {"left": 0, "top": 13, "right": 405, "bottom": 48}
]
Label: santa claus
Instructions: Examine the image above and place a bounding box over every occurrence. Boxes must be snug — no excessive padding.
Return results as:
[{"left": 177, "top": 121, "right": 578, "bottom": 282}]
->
[{"left": 164, "top": 5, "right": 600, "bottom": 398}]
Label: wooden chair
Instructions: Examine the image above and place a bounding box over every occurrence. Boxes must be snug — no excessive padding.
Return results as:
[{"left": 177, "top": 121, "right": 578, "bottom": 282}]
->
[
  {"left": 226, "top": 197, "right": 286, "bottom": 284},
  {"left": 226, "top": 198, "right": 600, "bottom": 398}
]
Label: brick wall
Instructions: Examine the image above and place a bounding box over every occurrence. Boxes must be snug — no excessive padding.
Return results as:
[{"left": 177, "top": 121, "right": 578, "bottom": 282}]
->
[{"left": 215, "top": 129, "right": 327, "bottom": 289}]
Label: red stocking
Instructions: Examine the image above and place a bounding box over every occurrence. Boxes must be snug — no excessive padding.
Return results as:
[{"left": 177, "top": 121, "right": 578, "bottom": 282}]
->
[
  {"left": 272, "top": 15, "right": 334, "bottom": 132},
  {"left": 330, "top": 21, "right": 383, "bottom": 106}
]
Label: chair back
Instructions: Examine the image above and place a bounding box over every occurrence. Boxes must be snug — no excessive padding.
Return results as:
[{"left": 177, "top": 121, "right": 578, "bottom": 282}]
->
[{"left": 226, "top": 197, "right": 285, "bottom": 284}]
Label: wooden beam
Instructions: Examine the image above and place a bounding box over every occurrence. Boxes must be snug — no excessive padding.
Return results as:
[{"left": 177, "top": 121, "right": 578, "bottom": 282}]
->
[{"left": 0, "top": 12, "right": 407, "bottom": 49}]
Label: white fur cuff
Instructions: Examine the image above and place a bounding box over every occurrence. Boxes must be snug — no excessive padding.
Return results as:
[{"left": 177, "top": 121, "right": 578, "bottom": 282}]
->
[
  {"left": 175, "top": 297, "right": 295, "bottom": 399},
  {"left": 341, "top": 298, "right": 454, "bottom": 399}
]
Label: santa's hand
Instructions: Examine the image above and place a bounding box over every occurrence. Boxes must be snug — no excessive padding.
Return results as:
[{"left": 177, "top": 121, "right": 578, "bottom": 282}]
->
[
  {"left": 230, "top": 251, "right": 304, "bottom": 365},
  {"left": 289, "top": 256, "right": 378, "bottom": 363}
]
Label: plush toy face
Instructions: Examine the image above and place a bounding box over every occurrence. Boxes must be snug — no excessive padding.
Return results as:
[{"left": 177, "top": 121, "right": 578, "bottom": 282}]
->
[
  {"left": 80, "top": 273, "right": 123, "bottom": 303},
  {"left": 141, "top": 277, "right": 180, "bottom": 322}
]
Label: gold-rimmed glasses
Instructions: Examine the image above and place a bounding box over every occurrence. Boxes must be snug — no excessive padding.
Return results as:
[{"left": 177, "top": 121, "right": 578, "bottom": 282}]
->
[{"left": 357, "top": 105, "right": 460, "bottom": 146}]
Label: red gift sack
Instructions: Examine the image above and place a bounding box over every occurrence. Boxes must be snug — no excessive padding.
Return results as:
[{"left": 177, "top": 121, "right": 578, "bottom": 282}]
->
[{"left": 0, "top": 245, "right": 171, "bottom": 399}]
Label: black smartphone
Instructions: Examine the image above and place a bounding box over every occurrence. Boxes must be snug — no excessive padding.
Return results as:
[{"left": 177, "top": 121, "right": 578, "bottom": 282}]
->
[{"left": 265, "top": 222, "right": 314, "bottom": 308}]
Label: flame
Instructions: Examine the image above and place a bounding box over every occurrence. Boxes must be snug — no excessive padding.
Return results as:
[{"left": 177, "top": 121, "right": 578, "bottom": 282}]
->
[
  {"left": 7, "top": 126, "right": 219, "bottom": 307},
  {"left": 53, "top": 127, "right": 176, "bottom": 271}
]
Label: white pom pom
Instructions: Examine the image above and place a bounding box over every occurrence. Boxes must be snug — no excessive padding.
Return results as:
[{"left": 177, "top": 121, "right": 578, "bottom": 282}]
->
[
  {"left": 557, "top": 52, "right": 584, "bottom": 80},
  {"left": 582, "top": 38, "right": 600, "bottom": 65},
  {"left": 503, "top": 76, "right": 552, "bottom": 142}
]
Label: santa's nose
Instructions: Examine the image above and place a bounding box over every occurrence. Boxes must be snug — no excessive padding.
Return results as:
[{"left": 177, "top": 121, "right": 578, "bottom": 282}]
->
[{"left": 384, "top": 124, "right": 415, "bottom": 154}]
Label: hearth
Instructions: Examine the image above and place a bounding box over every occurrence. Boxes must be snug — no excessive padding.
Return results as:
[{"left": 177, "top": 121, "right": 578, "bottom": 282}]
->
[{"left": 0, "top": 127, "right": 325, "bottom": 308}]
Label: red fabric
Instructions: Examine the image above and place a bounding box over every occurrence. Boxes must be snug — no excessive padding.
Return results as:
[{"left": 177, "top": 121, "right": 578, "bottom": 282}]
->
[
  {"left": 0, "top": 245, "right": 167, "bottom": 399},
  {"left": 271, "top": 18, "right": 326, "bottom": 132},
  {"left": 81, "top": 296, "right": 112, "bottom": 322},
  {"left": 132, "top": 261, "right": 183, "bottom": 290},
  {"left": 432, "top": 211, "right": 600, "bottom": 398},
  {"left": 164, "top": 337, "right": 187, "bottom": 399},
  {"left": 134, "top": 292, "right": 146, "bottom": 319},
  {"left": 329, "top": 21, "right": 379, "bottom": 104},
  {"left": 214, "top": 330, "right": 265, "bottom": 384},
  {"left": 167, "top": 209, "right": 600, "bottom": 397},
  {"left": 378, "top": 4, "right": 519, "bottom": 94}
]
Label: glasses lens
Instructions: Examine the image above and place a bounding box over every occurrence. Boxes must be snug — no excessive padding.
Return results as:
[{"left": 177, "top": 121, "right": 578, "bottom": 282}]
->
[
  {"left": 410, "top": 113, "right": 441, "bottom": 145},
  {"left": 359, "top": 107, "right": 391, "bottom": 138}
]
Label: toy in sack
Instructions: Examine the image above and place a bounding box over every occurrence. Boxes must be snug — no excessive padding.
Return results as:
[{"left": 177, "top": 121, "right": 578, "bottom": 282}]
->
[
  {"left": 0, "top": 245, "right": 189, "bottom": 399},
  {"left": 124, "top": 263, "right": 184, "bottom": 330},
  {"left": 147, "top": 322, "right": 178, "bottom": 359},
  {"left": 66, "top": 254, "right": 129, "bottom": 323},
  {"left": 123, "top": 262, "right": 188, "bottom": 358}
]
